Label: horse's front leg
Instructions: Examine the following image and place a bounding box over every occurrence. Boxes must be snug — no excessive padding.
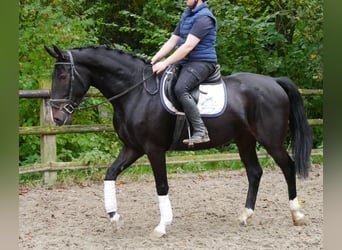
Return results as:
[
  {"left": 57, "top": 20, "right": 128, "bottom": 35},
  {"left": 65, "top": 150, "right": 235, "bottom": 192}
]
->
[
  {"left": 104, "top": 146, "right": 143, "bottom": 229},
  {"left": 148, "top": 151, "right": 173, "bottom": 238}
]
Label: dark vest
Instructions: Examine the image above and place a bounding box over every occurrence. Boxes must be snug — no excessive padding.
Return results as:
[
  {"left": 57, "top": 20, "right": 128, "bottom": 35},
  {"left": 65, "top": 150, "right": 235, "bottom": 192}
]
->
[{"left": 178, "top": 3, "right": 217, "bottom": 63}]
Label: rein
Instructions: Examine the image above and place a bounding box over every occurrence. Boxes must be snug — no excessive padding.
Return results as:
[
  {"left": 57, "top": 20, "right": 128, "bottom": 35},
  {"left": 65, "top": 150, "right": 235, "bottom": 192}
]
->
[
  {"left": 77, "top": 73, "right": 156, "bottom": 111},
  {"left": 50, "top": 50, "right": 156, "bottom": 114}
]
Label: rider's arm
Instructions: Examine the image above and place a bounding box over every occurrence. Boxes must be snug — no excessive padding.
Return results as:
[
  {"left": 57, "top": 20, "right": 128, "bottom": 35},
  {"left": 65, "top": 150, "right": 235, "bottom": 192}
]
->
[
  {"left": 152, "top": 34, "right": 200, "bottom": 74},
  {"left": 163, "top": 35, "right": 200, "bottom": 65},
  {"left": 151, "top": 34, "right": 180, "bottom": 65}
]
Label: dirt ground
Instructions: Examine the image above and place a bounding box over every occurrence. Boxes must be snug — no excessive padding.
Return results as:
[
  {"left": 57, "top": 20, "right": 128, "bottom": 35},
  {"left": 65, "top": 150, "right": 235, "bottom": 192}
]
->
[{"left": 19, "top": 165, "right": 323, "bottom": 250}]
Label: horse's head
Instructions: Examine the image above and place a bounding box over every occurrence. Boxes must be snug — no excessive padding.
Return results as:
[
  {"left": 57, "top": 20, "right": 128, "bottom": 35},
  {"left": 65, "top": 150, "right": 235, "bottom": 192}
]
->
[{"left": 45, "top": 45, "right": 89, "bottom": 126}]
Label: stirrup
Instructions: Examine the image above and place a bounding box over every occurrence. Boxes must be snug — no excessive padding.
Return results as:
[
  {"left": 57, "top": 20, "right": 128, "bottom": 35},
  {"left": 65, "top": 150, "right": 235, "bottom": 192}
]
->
[{"left": 183, "top": 134, "right": 210, "bottom": 145}]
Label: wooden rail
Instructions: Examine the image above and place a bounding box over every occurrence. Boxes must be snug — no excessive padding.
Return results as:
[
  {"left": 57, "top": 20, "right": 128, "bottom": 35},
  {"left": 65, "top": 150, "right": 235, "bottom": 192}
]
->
[
  {"left": 19, "top": 149, "right": 323, "bottom": 175},
  {"left": 19, "top": 88, "right": 324, "bottom": 98},
  {"left": 19, "top": 120, "right": 323, "bottom": 135},
  {"left": 19, "top": 81, "right": 323, "bottom": 184}
]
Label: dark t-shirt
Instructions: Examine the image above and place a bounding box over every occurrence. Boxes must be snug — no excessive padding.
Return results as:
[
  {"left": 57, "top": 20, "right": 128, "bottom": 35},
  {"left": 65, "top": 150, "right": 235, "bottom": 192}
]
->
[{"left": 173, "top": 15, "right": 214, "bottom": 40}]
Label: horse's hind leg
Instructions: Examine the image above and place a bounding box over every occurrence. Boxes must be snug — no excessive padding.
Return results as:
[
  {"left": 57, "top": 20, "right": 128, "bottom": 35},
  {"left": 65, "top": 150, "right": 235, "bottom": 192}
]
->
[
  {"left": 104, "top": 146, "right": 143, "bottom": 229},
  {"left": 266, "top": 147, "right": 305, "bottom": 226},
  {"left": 236, "top": 134, "right": 263, "bottom": 226}
]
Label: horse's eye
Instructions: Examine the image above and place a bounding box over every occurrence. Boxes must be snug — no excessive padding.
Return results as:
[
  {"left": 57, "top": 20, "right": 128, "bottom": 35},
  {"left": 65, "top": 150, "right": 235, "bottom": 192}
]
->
[{"left": 58, "top": 73, "right": 68, "bottom": 80}]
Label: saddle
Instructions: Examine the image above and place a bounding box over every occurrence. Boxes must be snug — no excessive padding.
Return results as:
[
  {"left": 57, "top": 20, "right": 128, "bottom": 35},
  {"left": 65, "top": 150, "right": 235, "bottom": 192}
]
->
[{"left": 160, "top": 64, "right": 227, "bottom": 117}]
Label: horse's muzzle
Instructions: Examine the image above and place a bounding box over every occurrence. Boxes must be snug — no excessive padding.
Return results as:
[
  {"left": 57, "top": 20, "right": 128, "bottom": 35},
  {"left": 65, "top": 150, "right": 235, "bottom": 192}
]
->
[{"left": 52, "top": 108, "right": 72, "bottom": 126}]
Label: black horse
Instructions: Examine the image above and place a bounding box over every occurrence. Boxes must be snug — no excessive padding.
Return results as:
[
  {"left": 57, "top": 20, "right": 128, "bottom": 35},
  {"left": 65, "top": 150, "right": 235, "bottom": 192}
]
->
[{"left": 45, "top": 45, "right": 312, "bottom": 237}]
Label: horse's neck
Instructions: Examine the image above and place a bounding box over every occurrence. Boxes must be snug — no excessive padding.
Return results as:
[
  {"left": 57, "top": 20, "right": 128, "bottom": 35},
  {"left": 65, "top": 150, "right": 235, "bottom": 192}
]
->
[
  {"left": 74, "top": 48, "right": 149, "bottom": 108},
  {"left": 89, "top": 60, "right": 145, "bottom": 99},
  {"left": 92, "top": 65, "right": 148, "bottom": 112}
]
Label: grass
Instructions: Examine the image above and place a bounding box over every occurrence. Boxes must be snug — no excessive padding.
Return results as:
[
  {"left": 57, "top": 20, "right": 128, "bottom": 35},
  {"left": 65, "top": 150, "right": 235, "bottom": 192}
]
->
[{"left": 19, "top": 154, "right": 323, "bottom": 187}]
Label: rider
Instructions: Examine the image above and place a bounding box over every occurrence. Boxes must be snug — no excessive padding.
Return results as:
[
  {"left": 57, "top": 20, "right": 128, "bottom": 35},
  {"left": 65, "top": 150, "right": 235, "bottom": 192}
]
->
[{"left": 151, "top": 0, "right": 217, "bottom": 144}]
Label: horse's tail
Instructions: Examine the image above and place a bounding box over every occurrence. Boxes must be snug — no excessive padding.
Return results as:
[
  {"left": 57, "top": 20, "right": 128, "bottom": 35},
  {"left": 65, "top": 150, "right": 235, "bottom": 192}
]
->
[{"left": 275, "top": 77, "right": 312, "bottom": 178}]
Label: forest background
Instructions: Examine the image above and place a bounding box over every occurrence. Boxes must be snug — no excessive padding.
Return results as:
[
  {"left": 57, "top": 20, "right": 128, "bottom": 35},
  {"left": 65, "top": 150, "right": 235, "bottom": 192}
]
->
[{"left": 19, "top": 0, "right": 323, "bottom": 172}]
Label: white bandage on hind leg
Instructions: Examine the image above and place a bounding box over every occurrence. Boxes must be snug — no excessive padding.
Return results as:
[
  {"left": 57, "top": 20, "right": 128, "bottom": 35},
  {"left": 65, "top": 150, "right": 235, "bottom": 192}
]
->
[
  {"left": 158, "top": 195, "right": 173, "bottom": 225},
  {"left": 289, "top": 197, "right": 300, "bottom": 211},
  {"left": 104, "top": 180, "right": 117, "bottom": 214}
]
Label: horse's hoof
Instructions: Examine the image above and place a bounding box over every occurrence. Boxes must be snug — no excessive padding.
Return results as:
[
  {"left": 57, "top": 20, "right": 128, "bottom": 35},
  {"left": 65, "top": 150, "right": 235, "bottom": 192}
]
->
[
  {"left": 291, "top": 210, "right": 306, "bottom": 226},
  {"left": 293, "top": 215, "right": 306, "bottom": 226},
  {"left": 293, "top": 219, "right": 306, "bottom": 226},
  {"left": 150, "top": 224, "right": 166, "bottom": 238},
  {"left": 239, "top": 219, "right": 248, "bottom": 227},
  {"left": 150, "top": 229, "right": 166, "bottom": 238},
  {"left": 238, "top": 208, "right": 254, "bottom": 226},
  {"left": 110, "top": 213, "right": 124, "bottom": 231}
]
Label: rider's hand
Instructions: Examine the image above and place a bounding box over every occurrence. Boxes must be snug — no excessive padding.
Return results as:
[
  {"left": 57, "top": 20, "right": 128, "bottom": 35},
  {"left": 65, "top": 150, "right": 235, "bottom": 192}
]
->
[{"left": 152, "top": 61, "right": 168, "bottom": 74}]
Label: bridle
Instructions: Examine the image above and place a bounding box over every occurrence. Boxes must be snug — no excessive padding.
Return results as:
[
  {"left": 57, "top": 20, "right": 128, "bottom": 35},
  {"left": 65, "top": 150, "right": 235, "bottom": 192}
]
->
[
  {"left": 49, "top": 50, "right": 156, "bottom": 114},
  {"left": 49, "top": 50, "right": 85, "bottom": 114}
]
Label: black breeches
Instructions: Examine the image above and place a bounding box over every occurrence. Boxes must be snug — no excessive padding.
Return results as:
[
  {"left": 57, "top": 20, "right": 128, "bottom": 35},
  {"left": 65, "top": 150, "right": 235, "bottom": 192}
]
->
[{"left": 174, "top": 61, "right": 216, "bottom": 99}]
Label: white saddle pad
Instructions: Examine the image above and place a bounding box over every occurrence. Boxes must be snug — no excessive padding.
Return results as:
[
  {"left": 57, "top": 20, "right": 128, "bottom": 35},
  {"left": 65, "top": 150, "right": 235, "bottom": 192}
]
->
[{"left": 160, "top": 77, "right": 228, "bottom": 117}]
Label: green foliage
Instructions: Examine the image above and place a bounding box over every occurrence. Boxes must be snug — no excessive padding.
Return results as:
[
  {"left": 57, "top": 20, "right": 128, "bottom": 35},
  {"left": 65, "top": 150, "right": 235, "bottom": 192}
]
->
[
  {"left": 89, "top": 0, "right": 184, "bottom": 56},
  {"left": 209, "top": 0, "right": 323, "bottom": 87},
  {"left": 211, "top": 3, "right": 284, "bottom": 75},
  {"left": 19, "top": 135, "right": 41, "bottom": 165},
  {"left": 56, "top": 131, "right": 122, "bottom": 163},
  {"left": 19, "top": 0, "right": 99, "bottom": 90},
  {"left": 116, "top": 0, "right": 184, "bottom": 56},
  {"left": 19, "top": 172, "right": 43, "bottom": 186}
]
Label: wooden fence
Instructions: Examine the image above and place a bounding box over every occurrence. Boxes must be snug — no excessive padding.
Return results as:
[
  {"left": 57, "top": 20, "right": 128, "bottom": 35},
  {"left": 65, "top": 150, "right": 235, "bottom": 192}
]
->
[{"left": 19, "top": 80, "right": 323, "bottom": 185}]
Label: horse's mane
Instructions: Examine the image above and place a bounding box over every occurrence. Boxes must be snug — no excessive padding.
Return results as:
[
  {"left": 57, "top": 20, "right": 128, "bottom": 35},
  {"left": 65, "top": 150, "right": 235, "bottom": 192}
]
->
[{"left": 71, "top": 45, "right": 150, "bottom": 64}]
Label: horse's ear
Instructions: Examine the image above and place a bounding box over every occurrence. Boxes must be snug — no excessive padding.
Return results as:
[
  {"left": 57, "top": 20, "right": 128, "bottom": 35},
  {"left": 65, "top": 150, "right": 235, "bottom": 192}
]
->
[
  {"left": 52, "top": 45, "right": 65, "bottom": 59},
  {"left": 45, "top": 45, "right": 59, "bottom": 58},
  {"left": 44, "top": 45, "right": 66, "bottom": 59}
]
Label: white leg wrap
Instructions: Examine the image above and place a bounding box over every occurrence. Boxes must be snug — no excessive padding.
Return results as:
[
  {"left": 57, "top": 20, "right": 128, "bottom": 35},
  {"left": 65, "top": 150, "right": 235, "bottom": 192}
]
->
[
  {"left": 289, "top": 197, "right": 305, "bottom": 225},
  {"left": 104, "top": 180, "right": 117, "bottom": 214},
  {"left": 151, "top": 195, "right": 173, "bottom": 237},
  {"left": 158, "top": 195, "right": 173, "bottom": 226},
  {"left": 289, "top": 197, "right": 300, "bottom": 211}
]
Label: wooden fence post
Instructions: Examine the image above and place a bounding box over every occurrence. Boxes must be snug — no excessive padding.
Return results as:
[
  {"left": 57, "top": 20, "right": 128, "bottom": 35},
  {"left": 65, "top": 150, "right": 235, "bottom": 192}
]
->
[{"left": 39, "top": 80, "right": 57, "bottom": 185}]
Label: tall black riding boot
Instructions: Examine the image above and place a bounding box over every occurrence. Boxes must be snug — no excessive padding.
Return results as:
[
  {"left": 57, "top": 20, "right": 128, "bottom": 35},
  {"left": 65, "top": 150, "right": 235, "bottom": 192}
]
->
[{"left": 179, "top": 94, "right": 210, "bottom": 144}]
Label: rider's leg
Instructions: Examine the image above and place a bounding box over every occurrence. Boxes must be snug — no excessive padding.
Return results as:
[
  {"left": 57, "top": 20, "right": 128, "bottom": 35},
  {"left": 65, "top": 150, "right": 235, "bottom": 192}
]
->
[
  {"left": 178, "top": 92, "right": 210, "bottom": 143},
  {"left": 174, "top": 62, "right": 215, "bottom": 144}
]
